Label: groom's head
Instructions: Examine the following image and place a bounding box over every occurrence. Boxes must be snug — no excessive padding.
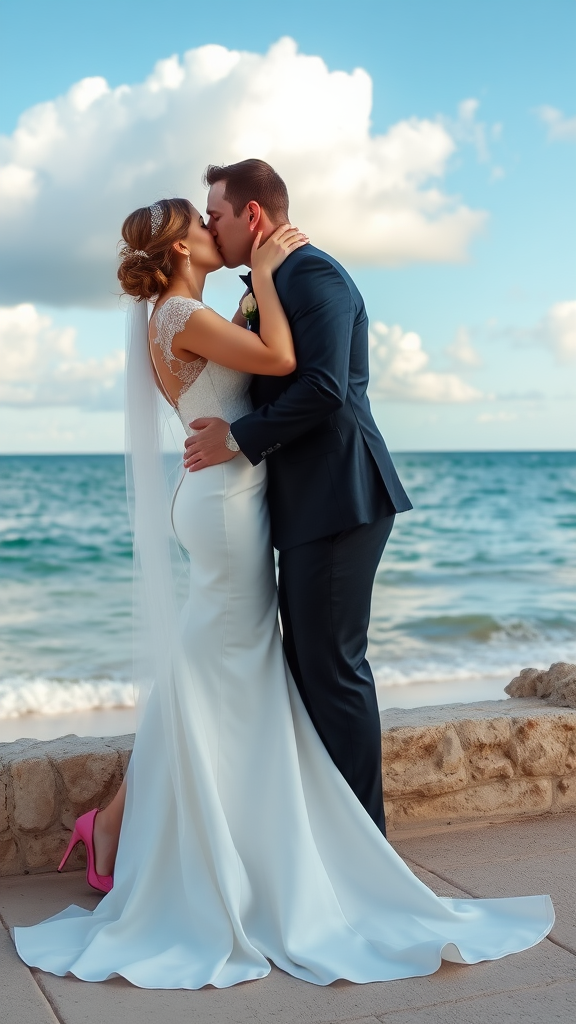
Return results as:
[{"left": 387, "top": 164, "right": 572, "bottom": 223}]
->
[{"left": 204, "top": 159, "right": 289, "bottom": 268}]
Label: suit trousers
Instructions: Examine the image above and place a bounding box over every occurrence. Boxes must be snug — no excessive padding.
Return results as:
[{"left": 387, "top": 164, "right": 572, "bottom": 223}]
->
[{"left": 278, "top": 514, "right": 395, "bottom": 835}]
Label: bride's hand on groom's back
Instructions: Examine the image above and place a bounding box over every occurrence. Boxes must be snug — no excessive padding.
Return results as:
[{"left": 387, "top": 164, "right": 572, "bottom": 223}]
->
[{"left": 251, "top": 225, "right": 308, "bottom": 276}]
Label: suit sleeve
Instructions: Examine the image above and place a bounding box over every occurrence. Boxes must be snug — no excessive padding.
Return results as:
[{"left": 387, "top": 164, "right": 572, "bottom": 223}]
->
[{"left": 231, "top": 256, "right": 354, "bottom": 466}]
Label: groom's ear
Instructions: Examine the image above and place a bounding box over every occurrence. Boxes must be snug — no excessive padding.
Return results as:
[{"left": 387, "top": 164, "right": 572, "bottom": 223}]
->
[{"left": 246, "top": 201, "right": 262, "bottom": 231}]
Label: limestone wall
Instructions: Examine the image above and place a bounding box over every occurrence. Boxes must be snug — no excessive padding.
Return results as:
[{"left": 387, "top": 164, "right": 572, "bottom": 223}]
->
[
  {"left": 0, "top": 734, "right": 132, "bottom": 877},
  {"left": 1, "top": 698, "right": 576, "bottom": 876},
  {"left": 382, "top": 699, "right": 576, "bottom": 831}
]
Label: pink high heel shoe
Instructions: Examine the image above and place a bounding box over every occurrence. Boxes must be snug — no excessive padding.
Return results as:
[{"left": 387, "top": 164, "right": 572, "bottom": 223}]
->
[{"left": 58, "top": 808, "right": 114, "bottom": 894}]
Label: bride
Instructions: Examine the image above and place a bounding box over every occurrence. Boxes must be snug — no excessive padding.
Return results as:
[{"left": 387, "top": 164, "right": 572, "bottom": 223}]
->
[{"left": 13, "top": 197, "right": 554, "bottom": 989}]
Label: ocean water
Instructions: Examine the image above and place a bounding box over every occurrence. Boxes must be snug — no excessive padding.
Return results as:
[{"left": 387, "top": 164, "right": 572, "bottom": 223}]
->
[{"left": 1, "top": 452, "right": 575, "bottom": 730}]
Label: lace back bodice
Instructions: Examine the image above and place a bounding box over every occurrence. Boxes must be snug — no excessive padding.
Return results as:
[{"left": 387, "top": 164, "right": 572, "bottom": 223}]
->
[
  {"left": 151, "top": 296, "right": 252, "bottom": 434},
  {"left": 152, "top": 297, "right": 208, "bottom": 397}
]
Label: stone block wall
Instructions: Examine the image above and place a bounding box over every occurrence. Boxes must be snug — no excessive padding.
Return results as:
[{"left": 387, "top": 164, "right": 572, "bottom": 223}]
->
[
  {"left": 382, "top": 699, "right": 576, "bottom": 831},
  {"left": 0, "top": 734, "right": 133, "bottom": 877},
  {"left": 1, "top": 698, "right": 576, "bottom": 876}
]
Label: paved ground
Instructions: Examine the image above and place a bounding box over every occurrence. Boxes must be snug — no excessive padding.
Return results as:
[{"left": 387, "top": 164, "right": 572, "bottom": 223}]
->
[{"left": 1, "top": 812, "right": 575, "bottom": 1024}]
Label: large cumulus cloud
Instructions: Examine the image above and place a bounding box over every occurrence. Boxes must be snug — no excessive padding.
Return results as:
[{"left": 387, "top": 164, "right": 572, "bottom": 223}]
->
[
  {"left": 0, "top": 304, "right": 124, "bottom": 407},
  {"left": 369, "top": 322, "right": 484, "bottom": 403},
  {"left": 0, "top": 301, "right": 482, "bottom": 409},
  {"left": 0, "top": 38, "right": 486, "bottom": 308}
]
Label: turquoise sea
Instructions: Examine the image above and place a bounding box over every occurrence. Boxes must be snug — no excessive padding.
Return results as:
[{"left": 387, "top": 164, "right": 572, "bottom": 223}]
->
[{"left": 1, "top": 452, "right": 575, "bottom": 727}]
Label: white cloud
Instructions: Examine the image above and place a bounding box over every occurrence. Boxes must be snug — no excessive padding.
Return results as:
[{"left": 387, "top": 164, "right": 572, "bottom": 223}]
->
[
  {"left": 0, "top": 38, "right": 487, "bottom": 308},
  {"left": 540, "top": 301, "right": 576, "bottom": 362},
  {"left": 369, "top": 321, "right": 484, "bottom": 403},
  {"left": 446, "top": 326, "right": 482, "bottom": 366},
  {"left": 536, "top": 106, "right": 576, "bottom": 142},
  {"left": 441, "top": 99, "right": 504, "bottom": 176},
  {"left": 452, "top": 99, "right": 490, "bottom": 161},
  {"left": 487, "top": 301, "right": 576, "bottom": 366},
  {"left": 0, "top": 304, "right": 124, "bottom": 407}
]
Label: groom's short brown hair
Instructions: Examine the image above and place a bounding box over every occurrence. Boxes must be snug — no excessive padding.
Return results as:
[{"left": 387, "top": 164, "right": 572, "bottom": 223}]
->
[{"left": 204, "top": 159, "right": 289, "bottom": 222}]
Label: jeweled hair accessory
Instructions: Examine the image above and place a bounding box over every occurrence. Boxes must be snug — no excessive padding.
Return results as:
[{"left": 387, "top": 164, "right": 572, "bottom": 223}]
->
[
  {"left": 149, "top": 203, "right": 164, "bottom": 236},
  {"left": 123, "top": 246, "right": 149, "bottom": 259}
]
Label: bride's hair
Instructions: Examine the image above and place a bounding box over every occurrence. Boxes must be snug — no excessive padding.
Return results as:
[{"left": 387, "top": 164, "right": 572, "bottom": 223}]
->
[{"left": 118, "top": 198, "right": 193, "bottom": 301}]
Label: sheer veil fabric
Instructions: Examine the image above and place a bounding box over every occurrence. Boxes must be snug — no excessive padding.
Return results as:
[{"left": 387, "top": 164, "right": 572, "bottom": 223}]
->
[
  {"left": 123, "top": 296, "right": 186, "bottom": 726},
  {"left": 13, "top": 297, "right": 554, "bottom": 989}
]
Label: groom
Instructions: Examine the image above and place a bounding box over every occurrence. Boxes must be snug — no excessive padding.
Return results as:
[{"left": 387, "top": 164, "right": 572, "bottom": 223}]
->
[{"left": 184, "top": 159, "right": 412, "bottom": 835}]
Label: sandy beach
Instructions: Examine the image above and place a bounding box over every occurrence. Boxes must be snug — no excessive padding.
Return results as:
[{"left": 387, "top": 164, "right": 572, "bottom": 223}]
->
[
  {"left": 0, "top": 707, "right": 137, "bottom": 743},
  {"left": 376, "top": 672, "right": 512, "bottom": 710}
]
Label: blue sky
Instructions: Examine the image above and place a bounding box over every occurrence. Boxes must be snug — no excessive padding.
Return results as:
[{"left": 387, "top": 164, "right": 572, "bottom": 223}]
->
[{"left": 0, "top": 0, "right": 574, "bottom": 451}]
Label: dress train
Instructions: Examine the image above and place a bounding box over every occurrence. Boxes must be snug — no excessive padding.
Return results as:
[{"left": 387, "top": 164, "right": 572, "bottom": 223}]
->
[{"left": 14, "top": 452, "right": 554, "bottom": 989}]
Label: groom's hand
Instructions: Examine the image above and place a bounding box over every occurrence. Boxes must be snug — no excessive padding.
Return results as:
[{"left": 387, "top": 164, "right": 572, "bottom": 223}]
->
[{"left": 183, "top": 418, "right": 238, "bottom": 472}]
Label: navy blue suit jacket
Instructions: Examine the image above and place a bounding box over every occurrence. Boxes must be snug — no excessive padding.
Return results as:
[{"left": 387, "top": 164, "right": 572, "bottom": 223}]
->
[{"left": 231, "top": 244, "right": 412, "bottom": 550}]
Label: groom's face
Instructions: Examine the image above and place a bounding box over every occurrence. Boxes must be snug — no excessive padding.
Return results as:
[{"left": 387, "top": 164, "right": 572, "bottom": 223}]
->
[{"left": 206, "top": 182, "right": 253, "bottom": 269}]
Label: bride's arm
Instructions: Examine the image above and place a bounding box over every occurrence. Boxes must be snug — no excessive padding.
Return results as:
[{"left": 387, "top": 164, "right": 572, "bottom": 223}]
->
[{"left": 174, "top": 226, "right": 307, "bottom": 375}]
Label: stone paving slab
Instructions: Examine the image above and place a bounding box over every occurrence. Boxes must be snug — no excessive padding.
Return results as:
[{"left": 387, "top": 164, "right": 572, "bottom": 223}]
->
[
  {"left": 2, "top": 867, "right": 576, "bottom": 1024},
  {"left": 393, "top": 812, "right": 576, "bottom": 865},
  {"left": 6, "top": 944, "right": 576, "bottom": 1024},
  {"left": 395, "top": 813, "right": 576, "bottom": 954},
  {"left": 0, "top": 922, "right": 59, "bottom": 1024},
  {"left": 433, "top": 850, "right": 576, "bottom": 955},
  {"left": 326, "top": 1018, "right": 382, "bottom": 1024},
  {"left": 15, "top": 939, "right": 576, "bottom": 1024},
  {"left": 403, "top": 860, "right": 469, "bottom": 898},
  {"left": 375, "top": 979, "right": 576, "bottom": 1023},
  {"left": 0, "top": 869, "right": 100, "bottom": 924}
]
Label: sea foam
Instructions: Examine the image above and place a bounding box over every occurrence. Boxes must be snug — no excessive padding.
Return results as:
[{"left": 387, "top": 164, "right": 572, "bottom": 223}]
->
[{"left": 0, "top": 676, "right": 135, "bottom": 719}]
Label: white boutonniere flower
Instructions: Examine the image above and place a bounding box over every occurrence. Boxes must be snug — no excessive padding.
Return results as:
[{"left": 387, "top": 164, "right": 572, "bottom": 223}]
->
[{"left": 241, "top": 292, "right": 258, "bottom": 325}]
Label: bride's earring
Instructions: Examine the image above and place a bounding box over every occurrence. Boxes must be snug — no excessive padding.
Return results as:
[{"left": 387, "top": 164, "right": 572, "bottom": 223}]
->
[{"left": 186, "top": 255, "right": 191, "bottom": 271}]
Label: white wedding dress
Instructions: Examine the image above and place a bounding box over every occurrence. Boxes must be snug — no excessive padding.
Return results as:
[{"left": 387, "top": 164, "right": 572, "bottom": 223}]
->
[{"left": 14, "top": 297, "right": 554, "bottom": 989}]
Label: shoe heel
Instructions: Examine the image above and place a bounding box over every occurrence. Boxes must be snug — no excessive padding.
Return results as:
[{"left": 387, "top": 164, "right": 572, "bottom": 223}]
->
[{"left": 58, "top": 828, "right": 81, "bottom": 872}]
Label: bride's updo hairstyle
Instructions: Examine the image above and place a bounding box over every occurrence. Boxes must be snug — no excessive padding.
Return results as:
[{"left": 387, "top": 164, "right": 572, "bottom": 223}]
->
[{"left": 118, "top": 198, "right": 193, "bottom": 301}]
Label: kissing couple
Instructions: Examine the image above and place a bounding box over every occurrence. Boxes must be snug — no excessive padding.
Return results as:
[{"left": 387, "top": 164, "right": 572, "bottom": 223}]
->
[{"left": 13, "top": 159, "right": 553, "bottom": 988}]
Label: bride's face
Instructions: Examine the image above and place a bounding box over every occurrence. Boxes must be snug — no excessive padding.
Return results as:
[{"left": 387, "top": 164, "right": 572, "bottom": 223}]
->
[{"left": 182, "top": 207, "right": 224, "bottom": 272}]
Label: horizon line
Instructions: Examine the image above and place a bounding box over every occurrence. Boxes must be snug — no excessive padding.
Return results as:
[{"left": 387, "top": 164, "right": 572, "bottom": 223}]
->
[{"left": 1, "top": 449, "right": 575, "bottom": 457}]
